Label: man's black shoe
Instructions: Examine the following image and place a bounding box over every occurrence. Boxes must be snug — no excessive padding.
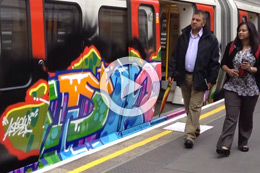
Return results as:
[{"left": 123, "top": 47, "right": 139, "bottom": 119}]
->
[{"left": 184, "top": 139, "right": 193, "bottom": 149}]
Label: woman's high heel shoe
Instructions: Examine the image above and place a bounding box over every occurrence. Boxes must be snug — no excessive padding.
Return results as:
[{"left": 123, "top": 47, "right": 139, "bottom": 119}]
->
[
  {"left": 216, "top": 147, "right": 230, "bottom": 157},
  {"left": 239, "top": 146, "right": 249, "bottom": 152}
]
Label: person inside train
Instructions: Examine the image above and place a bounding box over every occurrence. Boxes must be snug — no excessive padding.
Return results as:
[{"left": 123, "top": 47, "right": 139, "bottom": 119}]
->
[
  {"left": 216, "top": 21, "right": 260, "bottom": 157},
  {"left": 167, "top": 10, "right": 220, "bottom": 149}
]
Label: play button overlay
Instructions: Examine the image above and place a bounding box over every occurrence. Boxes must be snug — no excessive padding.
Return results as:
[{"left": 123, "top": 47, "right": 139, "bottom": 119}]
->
[
  {"left": 100, "top": 56, "right": 160, "bottom": 117},
  {"left": 120, "top": 75, "right": 142, "bottom": 99}
]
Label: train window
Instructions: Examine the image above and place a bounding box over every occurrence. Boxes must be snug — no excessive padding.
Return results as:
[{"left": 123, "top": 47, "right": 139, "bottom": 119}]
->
[
  {"left": 99, "top": 7, "right": 128, "bottom": 63},
  {"left": 139, "top": 5, "right": 156, "bottom": 57},
  {"left": 195, "top": 4, "right": 214, "bottom": 32},
  {"left": 0, "top": 0, "right": 30, "bottom": 89},
  {"left": 45, "top": 2, "right": 81, "bottom": 71},
  {"left": 242, "top": 16, "right": 247, "bottom": 22}
]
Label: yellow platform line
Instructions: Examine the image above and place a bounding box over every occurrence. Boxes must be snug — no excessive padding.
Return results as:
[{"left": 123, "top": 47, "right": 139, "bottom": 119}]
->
[
  {"left": 68, "top": 105, "right": 225, "bottom": 173},
  {"left": 68, "top": 130, "right": 172, "bottom": 173},
  {"left": 200, "top": 105, "right": 225, "bottom": 120}
]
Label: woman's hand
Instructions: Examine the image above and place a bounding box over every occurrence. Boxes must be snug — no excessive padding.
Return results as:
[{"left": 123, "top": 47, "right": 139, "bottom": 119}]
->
[
  {"left": 241, "top": 62, "right": 251, "bottom": 72},
  {"left": 227, "top": 68, "right": 239, "bottom": 77},
  {"left": 222, "top": 65, "right": 239, "bottom": 77}
]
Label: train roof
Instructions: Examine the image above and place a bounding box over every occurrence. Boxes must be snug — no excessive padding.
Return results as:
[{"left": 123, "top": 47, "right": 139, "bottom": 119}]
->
[
  {"left": 178, "top": 0, "right": 216, "bottom": 6},
  {"left": 235, "top": 0, "right": 260, "bottom": 13}
]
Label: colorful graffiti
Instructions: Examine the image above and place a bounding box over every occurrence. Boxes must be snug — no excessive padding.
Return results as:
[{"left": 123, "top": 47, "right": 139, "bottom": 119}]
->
[
  {"left": 3, "top": 45, "right": 161, "bottom": 172},
  {"left": 37, "top": 45, "right": 161, "bottom": 169},
  {"left": 0, "top": 80, "right": 49, "bottom": 160}
]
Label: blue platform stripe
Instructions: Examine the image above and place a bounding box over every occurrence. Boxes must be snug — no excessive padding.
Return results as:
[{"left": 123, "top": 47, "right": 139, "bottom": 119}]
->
[
  {"left": 120, "top": 122, "right": 151, "bottom": 137},
  {"left": 150, "top": 116, "right": 167, "bottom": 126}
]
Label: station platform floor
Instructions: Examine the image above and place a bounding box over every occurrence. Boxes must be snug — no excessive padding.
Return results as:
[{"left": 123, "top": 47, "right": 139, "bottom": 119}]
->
[{"left": 40, "top": 98, "right": 260, "bottom": 173}]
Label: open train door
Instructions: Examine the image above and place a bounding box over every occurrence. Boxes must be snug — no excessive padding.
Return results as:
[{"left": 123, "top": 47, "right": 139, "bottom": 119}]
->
[{"left": 0, "top": 0, "right": 49, "bottom": 172}]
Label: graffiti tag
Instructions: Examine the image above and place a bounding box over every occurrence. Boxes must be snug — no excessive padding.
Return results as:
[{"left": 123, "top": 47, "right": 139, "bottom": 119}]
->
[{"left": 3, "top": 109, "right": 39, "bottom": 141}]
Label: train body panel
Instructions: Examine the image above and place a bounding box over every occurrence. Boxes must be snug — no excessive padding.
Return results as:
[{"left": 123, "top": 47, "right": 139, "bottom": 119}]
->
[
  {"left": 235, "top": 0, "right": 260, "bottom": 13},
  {"left": 0, "top": 0, "right": 260, "bottom": 172},
  {"left": 178, "top": 0, "right": 216, "bottom": 6}
]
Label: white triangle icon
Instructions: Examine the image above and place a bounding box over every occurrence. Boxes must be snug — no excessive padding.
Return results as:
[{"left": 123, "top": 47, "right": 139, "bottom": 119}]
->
[{"left": 121, "top": 75, "right": 142, "bottom": 99}]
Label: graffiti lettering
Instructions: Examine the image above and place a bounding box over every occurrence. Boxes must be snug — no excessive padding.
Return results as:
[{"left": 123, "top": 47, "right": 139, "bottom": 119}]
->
[
  {"left": 59, "top": 72, "right": 100, "bottom": 107},
  {"left": 3, "top": 109, "right": 39, "bottom": 141}
]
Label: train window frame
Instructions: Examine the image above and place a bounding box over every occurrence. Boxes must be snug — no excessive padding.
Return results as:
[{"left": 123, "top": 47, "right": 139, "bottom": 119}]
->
[
  {"left": 242, "top": 16, "right": 247, "bottom": 22},
  {"left": 238, "top": 10, "right": 248, "bottom": 23},
  {"left": 138, "top": 4, "right": 156, "bottom": 57},
  {"left": 0, "top": 0, "right": 32, "bottom": 90},
  {"left": 258, "top": 14, "right": 260, "bottom": 37},
  {"left": 98, "top": 6, "right": 128, "bottom": 63},
  {"left": 205, "top": 11, "right": 211, "bottom": 30},
  {"left": 195, "top": 4, "right": 215, "bottom": 33},
  {"left": 44, "top": 1, "right": 82, "bottom": 71}
]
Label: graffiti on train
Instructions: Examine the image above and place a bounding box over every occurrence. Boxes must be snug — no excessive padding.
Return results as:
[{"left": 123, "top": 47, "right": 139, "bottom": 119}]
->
[
  {"left": 39, "top": 45, "right": 161, "bottom": 167},
  {"left": 0, "top": 80, "right": 49, "bottom": 160}
]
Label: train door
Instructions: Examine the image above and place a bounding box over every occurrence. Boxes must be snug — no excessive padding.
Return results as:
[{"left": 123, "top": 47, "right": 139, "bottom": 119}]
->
[
  {"left": 159, "top": 1, "right": 193, "bottom": 107},
  {"left": 128, "top": 0, "right": 160, "bottom": 60},
  {"left": 0, "top": 0, "right": 49, "bottom": 172},
  {"left": 239, "top": 10, "right": 248, "bottom": 22},
  {"left": 115, "top": 0, "right": 160, "bottom": 129},
  {"left": 39, "top": 0, "right": 86, "bottom": 164},
  {"left": 238, "top": 10, "right": 259, "bottom": 33},
  {"left": 248, "top": 12, "right": 259, "bottom": 30},
  {"left": 160, "top": 2, "right": 179, "bottom": 82},
  {"left": 159, "top": 1, "right": 183, "bottom": 106},
  {"left": 158, "top": 1, "right": 216, "bottom": 108}
]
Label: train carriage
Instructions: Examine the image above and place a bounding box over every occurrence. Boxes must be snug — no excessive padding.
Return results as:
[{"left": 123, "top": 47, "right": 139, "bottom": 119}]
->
[
  {"left": 0, "top": 0, "right": 260, "bottom": 172},
  {"left": 0, "top": 0, "right": 161, "bottom": 172}
]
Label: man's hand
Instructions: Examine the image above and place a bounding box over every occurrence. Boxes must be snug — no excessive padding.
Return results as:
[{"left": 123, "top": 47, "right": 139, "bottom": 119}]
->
[
  {"left": 207, "top": 83, "right": 213, "bottom": 90},
  {"left": 168, "top": 76, "right": 174, "bottom": 84}
]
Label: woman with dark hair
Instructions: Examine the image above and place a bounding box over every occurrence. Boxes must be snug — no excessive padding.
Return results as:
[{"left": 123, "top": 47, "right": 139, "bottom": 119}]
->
[{"left": 216, "top": 21, "right": 260, "bottom": 157}]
